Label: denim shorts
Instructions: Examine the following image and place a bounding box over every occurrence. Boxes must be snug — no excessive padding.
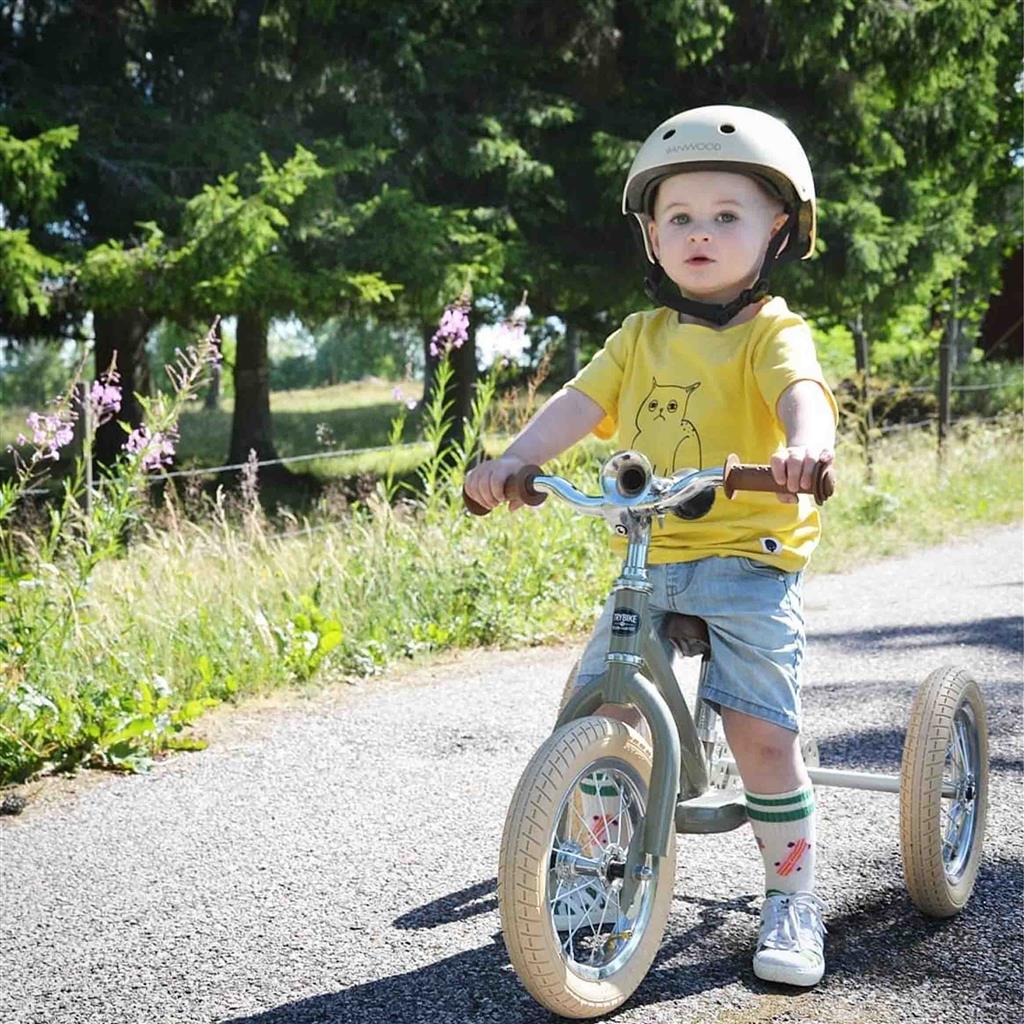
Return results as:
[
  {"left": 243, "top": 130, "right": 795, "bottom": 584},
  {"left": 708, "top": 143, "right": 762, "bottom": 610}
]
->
[{"left": 574, "top": 556, "right": 806, "bottom": 733}]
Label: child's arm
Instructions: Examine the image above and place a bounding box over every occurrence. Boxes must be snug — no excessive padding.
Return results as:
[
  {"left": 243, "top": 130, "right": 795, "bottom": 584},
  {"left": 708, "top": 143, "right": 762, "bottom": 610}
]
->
[
  {"left": 464, "top": 387, "right": 606, "bottom": 511},
  {"left": 772, "top": 380, "right": 837, "bottom": 504}
]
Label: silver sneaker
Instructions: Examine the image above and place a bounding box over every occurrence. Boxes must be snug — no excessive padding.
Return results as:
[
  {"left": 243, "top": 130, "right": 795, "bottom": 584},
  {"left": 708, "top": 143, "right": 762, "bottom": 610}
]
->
[{"left": 753, "top": 891, "right": 827, "bottom": 987}]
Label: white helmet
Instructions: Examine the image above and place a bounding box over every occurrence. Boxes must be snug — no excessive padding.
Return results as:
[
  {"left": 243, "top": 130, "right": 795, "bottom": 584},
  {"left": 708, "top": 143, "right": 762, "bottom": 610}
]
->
[{"left": 622, "top": 105, "right": 817, "bottom": 265}]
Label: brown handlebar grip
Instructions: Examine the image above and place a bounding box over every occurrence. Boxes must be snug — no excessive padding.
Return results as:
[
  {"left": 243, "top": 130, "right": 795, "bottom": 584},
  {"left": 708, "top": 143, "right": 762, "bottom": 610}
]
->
[
  {"left": 462, "top": 463, "right": 546, "bottom": 516},
  {"left": 723, "top": 453, "right": 836, "bottom": 506},
  {"left": 507, "top": 464, "right": 546, "bottom": 507},
  {"left": 462, "top": 489, "right": 490, "bottom": 516}
]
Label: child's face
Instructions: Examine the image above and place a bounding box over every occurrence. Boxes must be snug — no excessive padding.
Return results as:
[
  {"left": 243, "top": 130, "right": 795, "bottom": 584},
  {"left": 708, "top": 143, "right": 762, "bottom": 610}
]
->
[{"left": 647, "top": 171, "right": 788, "bottom": 305}]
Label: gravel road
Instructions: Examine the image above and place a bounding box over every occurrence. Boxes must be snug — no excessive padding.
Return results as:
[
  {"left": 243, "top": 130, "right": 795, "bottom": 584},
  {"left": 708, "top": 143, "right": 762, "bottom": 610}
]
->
[{"left": 2, "top": 525, "right": 1022, "bottom": 1024}]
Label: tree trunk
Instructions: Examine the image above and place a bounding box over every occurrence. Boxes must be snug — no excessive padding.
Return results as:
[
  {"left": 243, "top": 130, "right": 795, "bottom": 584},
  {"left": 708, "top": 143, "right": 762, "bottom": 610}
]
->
[
  {"left": 92, "top": 308, "right": 152, "bottom": 466},
  {"left": 229, "top": 309, "right": 277, "bottom": 465}
]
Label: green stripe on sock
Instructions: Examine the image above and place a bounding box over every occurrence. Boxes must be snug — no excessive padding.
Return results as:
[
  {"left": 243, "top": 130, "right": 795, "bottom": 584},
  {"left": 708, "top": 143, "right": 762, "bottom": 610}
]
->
[
  {"left": 580, "top": 783, "right": 619, "bottom": 796},
  {"left": 746, "top": 801, "right": 816, "bottom": 823},
  {"left": 745, "top": 789, "right": 814, "bottom": 809}
]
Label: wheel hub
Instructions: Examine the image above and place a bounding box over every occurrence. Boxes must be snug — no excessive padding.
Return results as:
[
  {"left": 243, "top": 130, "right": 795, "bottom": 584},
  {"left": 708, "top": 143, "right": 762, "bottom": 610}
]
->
[
  {"left": 601, "top": 845, "right": 627, "bottom": 883},
  {"left": 554, "top": 840, "right": 583, "bottom": 882},
  {"left": 961, "top": 774, "right": 976, "bottom": 803}
]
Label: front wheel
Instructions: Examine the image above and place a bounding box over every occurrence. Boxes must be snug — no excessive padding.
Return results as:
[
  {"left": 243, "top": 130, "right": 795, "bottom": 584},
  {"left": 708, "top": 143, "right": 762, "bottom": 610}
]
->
[
  {"left": 498, "top": 716, "right": 676, "bottom": 1019},
  {"left": 899, "top": 666, "right": 988, "bottom": 917}
]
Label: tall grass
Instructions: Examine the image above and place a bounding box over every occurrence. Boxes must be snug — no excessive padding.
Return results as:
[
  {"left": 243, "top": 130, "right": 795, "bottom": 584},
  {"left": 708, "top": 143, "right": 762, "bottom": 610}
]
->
[{"left": 1, "top": 347, "right": 1020, "bottom": 786}]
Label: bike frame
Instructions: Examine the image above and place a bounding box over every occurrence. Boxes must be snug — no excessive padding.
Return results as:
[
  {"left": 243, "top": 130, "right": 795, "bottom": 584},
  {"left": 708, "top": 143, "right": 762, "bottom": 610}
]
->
[
  {"left": 505, "top": 454, "right": 959, "bottom": 913},
  {"left": 551, "top": 502, "right": 957, "bottom": 912},
  {"left": 553, "top": 509, "right": 713, "bottom": 911}
]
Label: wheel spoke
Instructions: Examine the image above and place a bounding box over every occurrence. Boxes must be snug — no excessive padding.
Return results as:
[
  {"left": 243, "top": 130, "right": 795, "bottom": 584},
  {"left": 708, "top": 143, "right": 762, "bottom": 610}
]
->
[
  {"left": 587, "top": 888, "right": 615, "bottom": 965},
  {"left": 548, "top": 757, "right": 651, "bottom": 976},
  {"left": 549, "top": 878, "right": 598, "bottom": 906},
  {"left": 563, "top": 886, "right": 601, "bottom": 949},
  {"left": 592, "top": 769, "right": 611, "bottom": 846},
  {"left": 956, "top": 725, "right": 972, "bottom": 779},
  {"left": 615, "top": 782, "right": 625, "bottom": 848},
  {"left": 568, "top": 792, "right": 604, "bottom": 852},
  {"left": 942, "top": 800, "right": 965, "bottom": 861}
]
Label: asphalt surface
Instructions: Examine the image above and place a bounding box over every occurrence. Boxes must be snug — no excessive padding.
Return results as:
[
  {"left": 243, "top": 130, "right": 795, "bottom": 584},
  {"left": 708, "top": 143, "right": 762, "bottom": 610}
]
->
[{"left": 2, "top": 525, "right": 1022, "bottom": 1024}]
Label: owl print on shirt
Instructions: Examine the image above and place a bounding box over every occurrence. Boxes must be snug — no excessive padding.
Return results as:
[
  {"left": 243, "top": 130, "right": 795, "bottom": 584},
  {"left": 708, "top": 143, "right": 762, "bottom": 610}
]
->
[{"left": 630, "top": 378, "right": 703, "bottom": 475}]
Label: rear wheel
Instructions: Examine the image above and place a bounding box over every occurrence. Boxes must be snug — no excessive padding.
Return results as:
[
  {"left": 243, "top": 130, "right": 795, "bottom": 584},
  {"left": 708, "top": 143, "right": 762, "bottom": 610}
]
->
[
  {"left": 498, "top": 716, "right": 675, "bottom": 1018},
  {"left": 900, "top": 666, "right": 988, "bottom": 917}
]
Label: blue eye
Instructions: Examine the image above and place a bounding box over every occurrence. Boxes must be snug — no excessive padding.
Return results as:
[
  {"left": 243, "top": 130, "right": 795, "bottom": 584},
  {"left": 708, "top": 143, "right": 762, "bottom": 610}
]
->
[
  {"left": 717, "top": 212, "right": 737, "bottom": 223},
  {"left": 670, "top": 213, "right": 690, "bottom": 225}
]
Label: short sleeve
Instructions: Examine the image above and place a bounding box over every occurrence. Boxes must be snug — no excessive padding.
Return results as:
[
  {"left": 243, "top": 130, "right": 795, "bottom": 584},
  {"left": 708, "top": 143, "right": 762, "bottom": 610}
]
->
[
  {"left": 565, "top": 316, "right": 639, "bottom": 440},
  {"left": 753, "top": 315, "right": 838, "bottom": 425}
]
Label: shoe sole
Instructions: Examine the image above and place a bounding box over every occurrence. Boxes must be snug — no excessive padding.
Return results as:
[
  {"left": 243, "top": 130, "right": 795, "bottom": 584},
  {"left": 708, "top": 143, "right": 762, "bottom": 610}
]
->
[{"left": 753, "top": 960, "right": 824, "bottom": 987}]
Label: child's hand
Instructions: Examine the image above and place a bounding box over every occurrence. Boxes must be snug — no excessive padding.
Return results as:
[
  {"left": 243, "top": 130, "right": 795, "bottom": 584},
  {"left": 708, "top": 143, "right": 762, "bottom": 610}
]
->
[
  {"left": 770, "top": 447, "right": 834, "bottom": 504},
  {"left": 464, "top": 456, "right": 530, "bottom": 512}
]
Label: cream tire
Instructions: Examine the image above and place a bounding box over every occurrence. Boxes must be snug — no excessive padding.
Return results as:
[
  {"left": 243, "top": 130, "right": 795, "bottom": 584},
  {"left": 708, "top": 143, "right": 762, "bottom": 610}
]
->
[
  {"left": 899, "top": 666, "right": 988, "bottom": 918},
  {"left": 497, "top": 716, "right": 676, "bottom": 1018}
]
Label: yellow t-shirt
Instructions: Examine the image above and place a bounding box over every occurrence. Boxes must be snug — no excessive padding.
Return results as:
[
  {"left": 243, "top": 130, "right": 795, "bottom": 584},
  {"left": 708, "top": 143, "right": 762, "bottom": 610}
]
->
[{"left": 566, "top": 297, "right": 838, "bottom": 572}]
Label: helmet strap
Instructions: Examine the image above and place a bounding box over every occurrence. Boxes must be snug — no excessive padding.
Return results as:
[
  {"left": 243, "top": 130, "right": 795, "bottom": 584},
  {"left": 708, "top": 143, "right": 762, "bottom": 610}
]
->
[{"left": 643, "top": 209, "right": 798, "bottom": 327}]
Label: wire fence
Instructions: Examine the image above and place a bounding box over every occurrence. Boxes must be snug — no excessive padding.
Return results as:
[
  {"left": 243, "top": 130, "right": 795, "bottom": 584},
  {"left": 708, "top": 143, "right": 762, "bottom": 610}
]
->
[
  {"left": 160, "top": 439, "right": 428, "bottom": 480},
  {"left": 121, "top": 376, "right": 1024, "bottom": 481},
  {"left": 873, "top": 411, "right": 1013, "bottom": 436},
  {"left": 873, "top": 382, "right": 1021, "bottom": 396},
  {"left": 8, "top": 377, "right": 1019, "bottom": 498}
]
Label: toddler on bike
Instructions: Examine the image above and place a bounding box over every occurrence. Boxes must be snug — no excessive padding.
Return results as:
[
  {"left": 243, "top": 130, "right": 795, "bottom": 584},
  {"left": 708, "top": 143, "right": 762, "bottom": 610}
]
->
[{"left": 465, "top": 105, "right": 837, "bottom": 987}]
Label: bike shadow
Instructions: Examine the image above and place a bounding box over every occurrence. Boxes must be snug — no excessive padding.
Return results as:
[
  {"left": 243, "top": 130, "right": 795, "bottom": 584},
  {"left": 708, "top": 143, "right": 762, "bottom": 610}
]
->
[
  {"left": 812, "top": 615, "right": 1022, "bottom": 655},
  {"left": 220, "top": 858, "right": 1022, "bottom": 1024},
  {"left": 393, "top": 877, "right": 497, "bottom": 930}
]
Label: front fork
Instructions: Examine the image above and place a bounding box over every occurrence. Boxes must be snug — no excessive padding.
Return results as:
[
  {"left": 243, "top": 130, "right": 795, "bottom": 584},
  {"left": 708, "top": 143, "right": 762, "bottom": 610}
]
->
[{"left": 553, "top": 514, "right": 707, "bottom": 911}]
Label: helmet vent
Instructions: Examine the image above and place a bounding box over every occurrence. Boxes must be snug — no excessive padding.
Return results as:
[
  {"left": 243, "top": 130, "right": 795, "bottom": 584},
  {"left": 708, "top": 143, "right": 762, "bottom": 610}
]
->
[
  {"left": 662, "top": 129, "right": 676, "bottom": 140},
  {"left": 719, "top": 123, "right": 736, "bottom": 134}
]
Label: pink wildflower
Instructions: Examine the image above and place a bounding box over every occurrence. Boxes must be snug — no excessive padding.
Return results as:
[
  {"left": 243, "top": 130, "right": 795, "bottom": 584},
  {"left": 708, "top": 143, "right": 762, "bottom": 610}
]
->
[
  {"left": 430, "top": 299, "right": 471, "bottom": 357},
  {"left": 24, "top": 411, "right": 75, "bottom": 460},
  {"left": 124, "top": 425, "right": 177, "bottom": 471},
  {"left": 89, "top": 376, "right": 122, "bottom": 427}
]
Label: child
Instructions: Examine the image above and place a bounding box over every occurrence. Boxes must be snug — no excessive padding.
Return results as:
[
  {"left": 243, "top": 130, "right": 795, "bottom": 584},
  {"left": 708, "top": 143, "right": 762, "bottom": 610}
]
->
[{"left": 464, "top": 105, "right": 837, "bottom": 987}]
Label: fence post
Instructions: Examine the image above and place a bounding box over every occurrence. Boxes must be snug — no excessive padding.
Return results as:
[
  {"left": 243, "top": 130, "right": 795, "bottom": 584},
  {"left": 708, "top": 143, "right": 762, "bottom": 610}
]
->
[
  {"left": 938, "top": 276, "right": 957, "bottom": 463},
  {"left": 851, "top": 313, "right": 874, "bottom": 485}
]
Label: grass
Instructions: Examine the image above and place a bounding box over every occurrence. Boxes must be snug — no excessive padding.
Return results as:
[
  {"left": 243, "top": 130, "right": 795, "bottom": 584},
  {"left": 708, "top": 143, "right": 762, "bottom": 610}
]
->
[
  {"left": 813, "top": 417, "right": 1022, "bottom": 571},
  {"left": 1, "top": 371, "right": 1020, "bottom": 785}
]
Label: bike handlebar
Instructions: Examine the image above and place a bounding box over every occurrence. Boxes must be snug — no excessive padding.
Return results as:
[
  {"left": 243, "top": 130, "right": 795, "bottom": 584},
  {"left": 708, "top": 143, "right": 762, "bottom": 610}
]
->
[{"left": 462, "top": 453, "right": 835, "bottom": 517}]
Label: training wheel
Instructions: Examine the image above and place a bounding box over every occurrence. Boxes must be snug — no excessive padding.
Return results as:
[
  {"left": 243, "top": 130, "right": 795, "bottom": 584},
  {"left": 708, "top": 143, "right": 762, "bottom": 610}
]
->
[{"left": 899, "top": 666, "right": 989, "bottom": 917}]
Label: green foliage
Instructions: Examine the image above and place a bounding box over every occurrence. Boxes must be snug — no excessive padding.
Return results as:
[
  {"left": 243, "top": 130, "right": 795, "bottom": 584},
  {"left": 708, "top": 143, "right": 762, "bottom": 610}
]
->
[
  {"left": 0, "top": 124, "right": 78, "bottom": 220},
  {"left": 269, "top": 317, "right": 420, "bottom": 389},
  {"left": 0, "top": 325, "right": 219, "bottom": 778},
  {"left": 0, "top": 124, "right": 77, "bottom": 317},
  {"left": 3, "top": 1, "right": 1019, "bottom": 433},
  {"left": 269, "top": 591, "right": 344, "bottom": 682}
]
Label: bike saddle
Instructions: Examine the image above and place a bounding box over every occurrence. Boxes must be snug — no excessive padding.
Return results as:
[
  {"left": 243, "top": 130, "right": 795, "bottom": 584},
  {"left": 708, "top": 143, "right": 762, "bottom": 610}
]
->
[{"left": 665, "top": 614, "right": 711, "bottom": 659}]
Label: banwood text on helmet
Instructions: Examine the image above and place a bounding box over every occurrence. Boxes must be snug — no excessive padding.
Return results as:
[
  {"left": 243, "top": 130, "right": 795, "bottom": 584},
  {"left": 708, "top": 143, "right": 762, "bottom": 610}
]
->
[{"left": 623, "top": 105, "right": 816, "bottom": 326}]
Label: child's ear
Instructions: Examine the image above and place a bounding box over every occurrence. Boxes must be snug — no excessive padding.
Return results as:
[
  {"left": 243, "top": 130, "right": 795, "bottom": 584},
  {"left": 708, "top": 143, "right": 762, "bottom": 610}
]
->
[
  {"left": 647, "top": 218, "right": 661, "bottom": 260},
  {"left": 770, "top": 212, "right": 790, "bottom": 254}
]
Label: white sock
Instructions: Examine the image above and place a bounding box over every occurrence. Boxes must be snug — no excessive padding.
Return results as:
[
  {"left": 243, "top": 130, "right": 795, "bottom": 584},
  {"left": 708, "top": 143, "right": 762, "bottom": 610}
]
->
[
  {"left": 745, "top": 785, "right": 816, "bottom": 894},
  {"left": 578, "top": 771, "right": 623, "bottom": 853}
]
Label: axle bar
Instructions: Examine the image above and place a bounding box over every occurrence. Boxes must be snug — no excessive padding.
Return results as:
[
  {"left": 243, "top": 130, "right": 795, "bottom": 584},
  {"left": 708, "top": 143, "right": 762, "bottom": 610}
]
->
[{"left": 723, "top": 760, "right": 955, "bottom": 798}]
